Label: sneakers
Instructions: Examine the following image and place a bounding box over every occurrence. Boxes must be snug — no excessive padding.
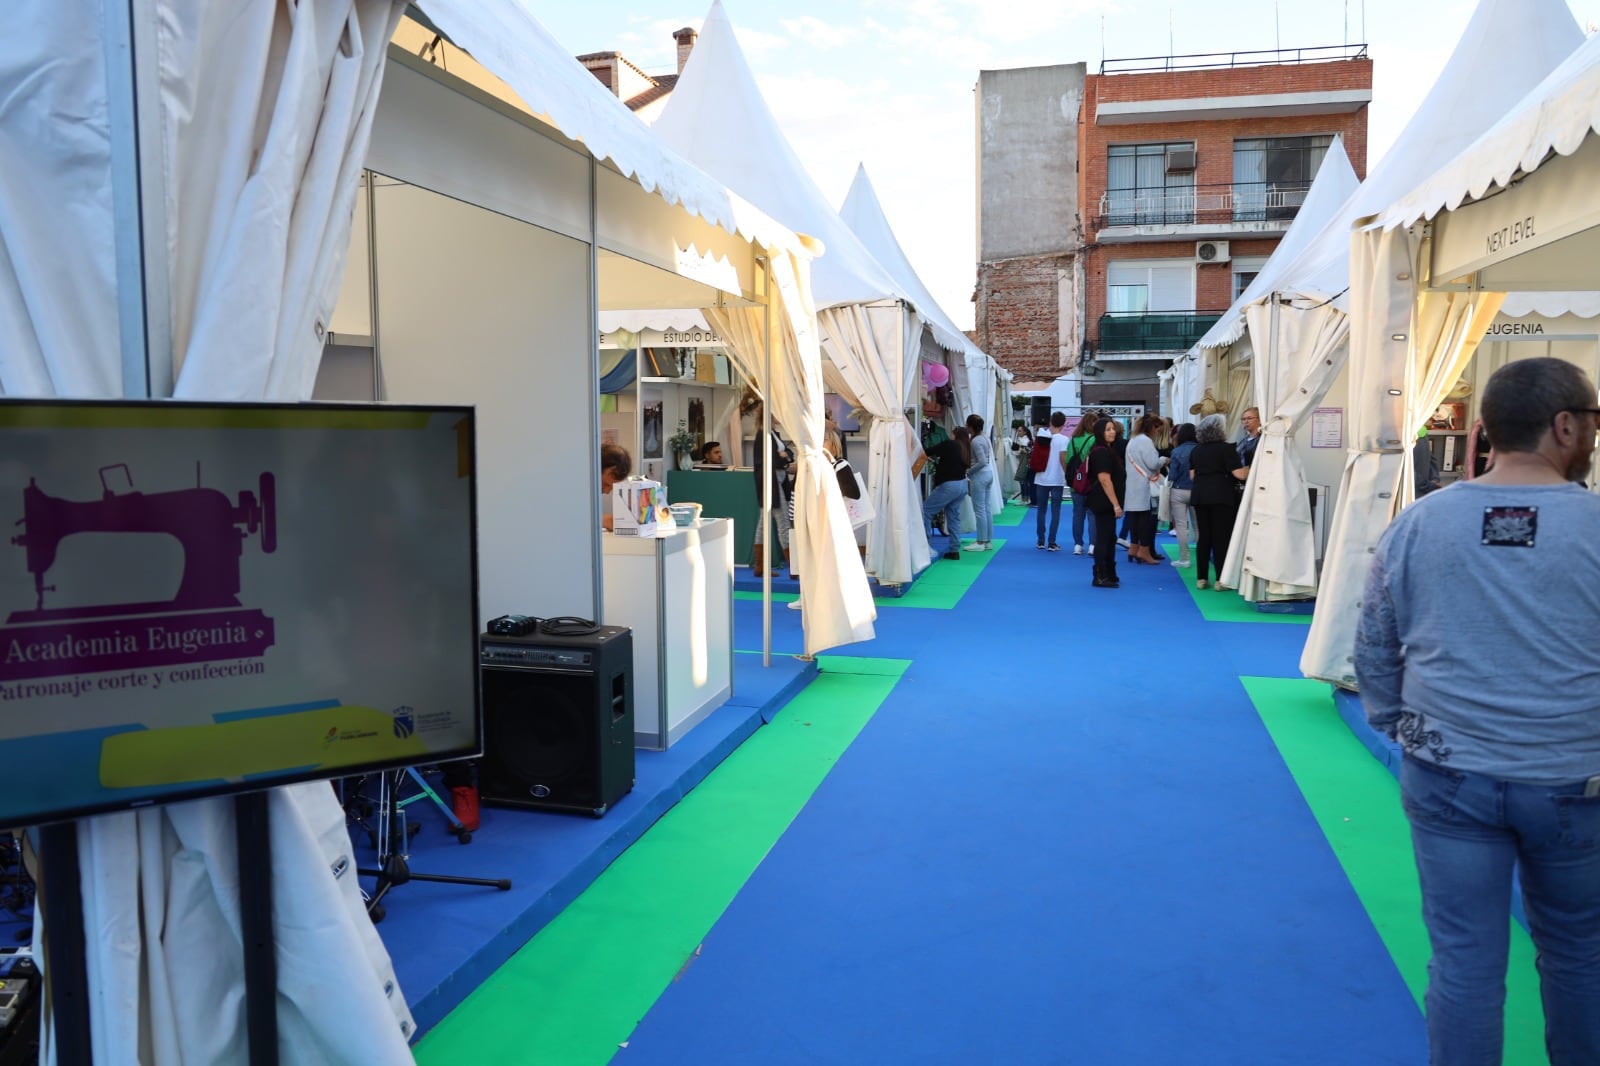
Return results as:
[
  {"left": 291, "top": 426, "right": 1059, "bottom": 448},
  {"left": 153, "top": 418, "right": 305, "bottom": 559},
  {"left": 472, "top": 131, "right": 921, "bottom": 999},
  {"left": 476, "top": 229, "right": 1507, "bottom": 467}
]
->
[
  {"left": 1092, "top": 576, "right": 1120, "bottom": 588},
  {"left": 1047, "top": 543, "right": 1061, "bottom": 552},
  {"left": 1196, "top": 579, "right": 1209, "bottom": 589},
  {"left": 963, "top": 542, "right": 988, "bottom": 552},
  {"left": 1087, "top": 544, "right": 1095, "bottom": 555},
  {"left": 1072, "top": 545, "right": 1084, "bottom": 555},
  {"left": 1116, "top": 538, "right": 1130, "bottom": 549},
  {"left": 1176, "top": 556, "right": 1192, "bottom": 567},
  {"left": 1036, "top": 540, "right": 1046, "bottom": 549},
  {"left": 787, "top": 598, "right": 803, "bottom": 610}
]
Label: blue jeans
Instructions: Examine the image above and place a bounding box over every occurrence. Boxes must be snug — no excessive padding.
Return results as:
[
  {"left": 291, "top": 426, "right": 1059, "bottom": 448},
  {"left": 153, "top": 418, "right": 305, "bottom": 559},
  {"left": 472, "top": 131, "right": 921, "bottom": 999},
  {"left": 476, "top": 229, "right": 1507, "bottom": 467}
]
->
[
  {"left": 968, "top": 467, "right": 995, "bottom": 543},
  {"left": 1401, "top": 756, "right": 1600, "bottom": 1065},
  {"left": 1070, "top": 489, "right": 1096, "bottom": 548},
  {"left": 923, "top": 479, "right": 967, "bottom": 554},
  {"left": 1033, "top": 485, "right": 1063, "bottom": 545}
]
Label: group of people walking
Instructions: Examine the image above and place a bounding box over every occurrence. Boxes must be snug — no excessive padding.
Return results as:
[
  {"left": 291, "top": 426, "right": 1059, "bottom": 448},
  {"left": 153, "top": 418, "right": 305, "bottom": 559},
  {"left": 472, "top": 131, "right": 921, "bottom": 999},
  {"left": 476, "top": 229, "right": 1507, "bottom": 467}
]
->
[{"left": 1017, "top": 407, "right": 1258, "bottom": 589}]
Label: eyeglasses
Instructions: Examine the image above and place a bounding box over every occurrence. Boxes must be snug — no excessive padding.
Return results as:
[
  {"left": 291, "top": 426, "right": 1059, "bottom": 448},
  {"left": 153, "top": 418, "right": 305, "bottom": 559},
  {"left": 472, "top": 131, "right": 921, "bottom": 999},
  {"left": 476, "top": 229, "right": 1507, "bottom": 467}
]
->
[{"left": 1563, "top": 407, "right": 1600, "bottom": 417}]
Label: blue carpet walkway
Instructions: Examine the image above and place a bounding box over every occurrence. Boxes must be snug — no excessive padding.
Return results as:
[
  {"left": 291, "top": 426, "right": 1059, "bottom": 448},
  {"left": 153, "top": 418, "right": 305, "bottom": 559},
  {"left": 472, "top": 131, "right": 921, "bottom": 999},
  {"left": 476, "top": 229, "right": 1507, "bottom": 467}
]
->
[{"left": 612, "top": 523, "right": 1428, "bottom": 1063}]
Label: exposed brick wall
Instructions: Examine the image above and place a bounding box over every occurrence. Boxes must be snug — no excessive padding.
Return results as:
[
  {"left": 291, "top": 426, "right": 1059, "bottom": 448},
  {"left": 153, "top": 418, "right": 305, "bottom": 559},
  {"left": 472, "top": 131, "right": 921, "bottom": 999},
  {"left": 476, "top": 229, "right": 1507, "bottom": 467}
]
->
[{"left": 977, "top": 256, "right": 1072, "bottom": 381}]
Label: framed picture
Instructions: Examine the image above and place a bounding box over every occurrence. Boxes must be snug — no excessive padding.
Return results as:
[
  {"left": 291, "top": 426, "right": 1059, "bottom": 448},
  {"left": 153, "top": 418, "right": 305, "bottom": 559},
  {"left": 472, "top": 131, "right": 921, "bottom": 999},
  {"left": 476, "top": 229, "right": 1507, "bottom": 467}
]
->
[{"left": 641, "top": 389, "right": 664, "bottom": 458}]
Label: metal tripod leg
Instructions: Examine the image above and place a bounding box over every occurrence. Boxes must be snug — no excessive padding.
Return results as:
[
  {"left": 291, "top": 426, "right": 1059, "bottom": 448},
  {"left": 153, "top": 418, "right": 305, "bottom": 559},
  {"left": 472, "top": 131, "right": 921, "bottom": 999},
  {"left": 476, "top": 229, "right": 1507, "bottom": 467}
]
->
[{"left": 359, "top": 770, "right": 509, "bottom": 923}]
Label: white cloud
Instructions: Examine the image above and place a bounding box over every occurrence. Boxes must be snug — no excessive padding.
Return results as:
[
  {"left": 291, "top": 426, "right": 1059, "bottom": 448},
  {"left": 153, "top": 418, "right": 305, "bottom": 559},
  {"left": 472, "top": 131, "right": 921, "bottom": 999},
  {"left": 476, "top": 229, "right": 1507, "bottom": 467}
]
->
[{"left": 779, "top": 15, "right": 866, "bottom": 48}]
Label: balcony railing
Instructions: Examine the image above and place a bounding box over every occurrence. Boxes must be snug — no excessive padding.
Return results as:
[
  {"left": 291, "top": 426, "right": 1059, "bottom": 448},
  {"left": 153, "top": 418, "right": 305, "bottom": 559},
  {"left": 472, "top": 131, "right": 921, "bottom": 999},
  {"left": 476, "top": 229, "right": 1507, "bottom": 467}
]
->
[
  {"left": 1095, "top": 181, "right": 1310, "bottom": 230},
  {"left": 1098, "top": 311, "right": 1226, "bottom": 353}
]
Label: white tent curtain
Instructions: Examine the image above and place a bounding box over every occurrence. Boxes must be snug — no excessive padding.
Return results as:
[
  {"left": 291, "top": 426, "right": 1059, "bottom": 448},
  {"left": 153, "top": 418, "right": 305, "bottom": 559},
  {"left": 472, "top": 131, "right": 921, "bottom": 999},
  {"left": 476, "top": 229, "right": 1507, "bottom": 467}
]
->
[
  {"left": 2, "top": 2, "right": 416, "bottom": 1062},
  {"left": 169, "top": 2, "right": 404, "bottom": 399},
  {"left": 1301, "top": 226, "right": 1504, "bottom": 686},
  {"left": 816, "top": 303, "right": 933, "bottom": 585},
  {"left": 1219, "top": 296, "right": 1350, "bottom": 596},
  {"left": 0, "top": 5, "right": 122, "bottom": 396},
  {"left": 706, "top": 260, "right": 877, "bottom": 654}
]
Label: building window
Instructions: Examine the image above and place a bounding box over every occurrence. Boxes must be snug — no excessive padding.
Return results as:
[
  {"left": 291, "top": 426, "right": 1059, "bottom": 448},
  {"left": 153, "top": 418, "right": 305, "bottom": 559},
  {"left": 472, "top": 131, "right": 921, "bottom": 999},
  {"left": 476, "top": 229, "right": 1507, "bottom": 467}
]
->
[
  {"left": 1101, "top": 260, "right": 1216, "bottom": 352},
  {"left": 1106, "top": 143, "right": 1196, "bottom": 225},
  {"left": 1231, "top": 257, "right": 1269, "bottom": 302},
  {"left": 1232, "top": 135, "right": 1332, "bottom": 221}
]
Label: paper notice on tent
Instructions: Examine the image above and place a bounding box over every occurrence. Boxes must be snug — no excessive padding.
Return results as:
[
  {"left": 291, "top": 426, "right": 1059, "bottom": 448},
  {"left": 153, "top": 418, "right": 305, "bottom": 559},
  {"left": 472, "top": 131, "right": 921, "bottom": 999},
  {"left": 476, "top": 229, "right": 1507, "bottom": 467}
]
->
[
  {"left": 0, "top": 401, "right": 481, "bottom": 826},
  {"left": 1311, "top": 407, "right": 1343, "bottom": 448}
]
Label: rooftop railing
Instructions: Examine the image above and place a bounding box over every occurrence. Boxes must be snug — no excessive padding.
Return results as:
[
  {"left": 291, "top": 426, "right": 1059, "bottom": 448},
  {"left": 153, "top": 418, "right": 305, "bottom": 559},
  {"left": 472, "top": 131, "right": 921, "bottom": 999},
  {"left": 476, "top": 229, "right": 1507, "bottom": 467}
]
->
[{"left": 1100, "top": 43, "right": 1368, "bottom": 75}]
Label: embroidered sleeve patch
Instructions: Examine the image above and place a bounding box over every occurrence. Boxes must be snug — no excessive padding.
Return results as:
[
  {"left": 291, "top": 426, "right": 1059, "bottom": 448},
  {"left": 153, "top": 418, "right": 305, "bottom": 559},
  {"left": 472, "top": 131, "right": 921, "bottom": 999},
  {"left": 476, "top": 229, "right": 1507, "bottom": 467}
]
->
[{"left": 1482, "top": 506, "right": 1537, "bottom": 547}]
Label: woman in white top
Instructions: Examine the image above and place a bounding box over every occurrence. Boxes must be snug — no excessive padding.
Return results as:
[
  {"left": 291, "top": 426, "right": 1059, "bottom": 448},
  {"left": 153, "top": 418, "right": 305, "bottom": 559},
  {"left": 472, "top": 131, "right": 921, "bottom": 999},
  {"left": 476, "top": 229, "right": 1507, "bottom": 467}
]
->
[{"left": 1123, "top": 413, "right": 1165, "bottom": 565}]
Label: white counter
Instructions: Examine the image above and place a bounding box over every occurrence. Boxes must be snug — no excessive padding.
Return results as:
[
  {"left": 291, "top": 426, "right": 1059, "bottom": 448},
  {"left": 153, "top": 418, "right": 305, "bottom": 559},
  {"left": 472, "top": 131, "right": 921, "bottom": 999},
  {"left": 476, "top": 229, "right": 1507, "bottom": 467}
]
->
[{"left": 601, "top": 517, "right": 734, "bottom": 749}]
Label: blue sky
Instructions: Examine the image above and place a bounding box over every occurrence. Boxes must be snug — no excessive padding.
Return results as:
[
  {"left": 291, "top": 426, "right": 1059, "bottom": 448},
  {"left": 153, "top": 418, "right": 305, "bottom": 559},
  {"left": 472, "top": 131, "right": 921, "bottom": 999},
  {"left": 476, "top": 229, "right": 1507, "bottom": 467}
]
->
[{"left": 531, "top": 1, "right": 1594, "bottom": 330}]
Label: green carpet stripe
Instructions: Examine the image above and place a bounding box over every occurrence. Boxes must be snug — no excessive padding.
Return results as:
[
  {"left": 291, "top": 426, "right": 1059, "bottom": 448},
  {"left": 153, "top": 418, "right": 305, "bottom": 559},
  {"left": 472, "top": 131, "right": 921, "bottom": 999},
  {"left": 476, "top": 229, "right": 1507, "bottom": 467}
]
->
[
  {"left": 1242, "top": 676, "right": 1547, "bottom": 1059},
  {"left": 872, "top": 538, "right": 1005, "bottom": 609},
  {"left": 732, "top": 539, "right": 1005, "bottom": 611},
  {"left": 1161, "top": 541, "right": 1311, "bottom": 625},
  {"left": 412, "top": 662, "right": 910, "bottom": 1066},
  {"left": 994, "top": 500, "right": 1028, "bottom": 526}
]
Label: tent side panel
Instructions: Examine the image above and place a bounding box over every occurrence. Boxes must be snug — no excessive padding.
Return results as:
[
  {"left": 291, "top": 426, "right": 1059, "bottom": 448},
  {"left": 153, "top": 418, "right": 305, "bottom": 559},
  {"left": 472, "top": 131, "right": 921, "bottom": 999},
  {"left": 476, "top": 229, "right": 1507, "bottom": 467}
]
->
[{"left": 373, "top": 182, "right": 599, "bottom": 621}]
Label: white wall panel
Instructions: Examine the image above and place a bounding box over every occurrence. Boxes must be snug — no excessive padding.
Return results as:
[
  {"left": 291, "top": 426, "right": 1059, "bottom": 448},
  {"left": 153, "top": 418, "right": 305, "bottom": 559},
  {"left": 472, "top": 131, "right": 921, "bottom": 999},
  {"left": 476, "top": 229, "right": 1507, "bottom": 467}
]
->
[{"left": 372, "top": 182, "right": 597, "bottom": 622}]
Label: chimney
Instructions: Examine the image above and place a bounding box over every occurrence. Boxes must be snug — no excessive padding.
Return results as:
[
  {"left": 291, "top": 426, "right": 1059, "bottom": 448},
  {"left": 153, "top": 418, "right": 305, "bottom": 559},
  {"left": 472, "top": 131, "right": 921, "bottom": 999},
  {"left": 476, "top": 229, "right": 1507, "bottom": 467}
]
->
[{"left": 673, "top": 27, "right": 697, "bottom": 74}]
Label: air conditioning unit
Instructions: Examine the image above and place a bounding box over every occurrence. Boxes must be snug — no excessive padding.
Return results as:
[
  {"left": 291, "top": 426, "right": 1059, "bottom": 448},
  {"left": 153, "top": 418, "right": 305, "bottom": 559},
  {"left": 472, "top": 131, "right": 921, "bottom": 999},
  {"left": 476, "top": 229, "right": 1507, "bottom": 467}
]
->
[
  {"left": 1195, "top": 240, "right": 1230, "bottom": 265},
  {"left": 1164, "top": 147, "right": 1196, "bottom": 172}
]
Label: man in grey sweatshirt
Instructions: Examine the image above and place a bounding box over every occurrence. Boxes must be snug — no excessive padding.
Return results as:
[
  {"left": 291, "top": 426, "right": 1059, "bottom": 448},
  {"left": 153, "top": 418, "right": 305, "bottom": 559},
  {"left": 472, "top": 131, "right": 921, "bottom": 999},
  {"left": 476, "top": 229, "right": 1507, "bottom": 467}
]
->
[{"left": 1355, "top": 357, "right": 1600, "bottom": 1065}]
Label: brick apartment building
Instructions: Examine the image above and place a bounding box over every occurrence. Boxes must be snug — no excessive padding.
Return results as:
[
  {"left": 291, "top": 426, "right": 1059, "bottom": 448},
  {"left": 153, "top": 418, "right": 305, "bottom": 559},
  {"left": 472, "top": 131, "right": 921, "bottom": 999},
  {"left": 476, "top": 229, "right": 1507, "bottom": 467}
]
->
[{"left": 978, "top": 46, "right": 1371, "bottom": 414}]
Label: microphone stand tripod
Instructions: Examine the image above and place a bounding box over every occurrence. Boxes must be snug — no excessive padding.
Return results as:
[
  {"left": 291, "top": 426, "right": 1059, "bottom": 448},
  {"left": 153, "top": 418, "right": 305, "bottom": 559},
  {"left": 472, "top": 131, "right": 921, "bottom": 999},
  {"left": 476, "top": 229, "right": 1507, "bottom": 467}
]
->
[{"left": 357, "top": 769, "right": 510, "bottom": 923}]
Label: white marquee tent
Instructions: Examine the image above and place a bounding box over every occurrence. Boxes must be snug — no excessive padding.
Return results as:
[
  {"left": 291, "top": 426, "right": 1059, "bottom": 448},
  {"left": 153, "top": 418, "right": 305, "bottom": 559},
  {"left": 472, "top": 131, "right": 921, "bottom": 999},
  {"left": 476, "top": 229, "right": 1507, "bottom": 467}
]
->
[
  {"left": 1303, "top": 26, "right": 1600, "bottom": 687},
  {"left": 652, "top": 0, "right": 938, "bottom": 587},
  {"left": 0, "top": 0, "right": 869, "bottom": 1059},
  {"left": 839, "top": 164, "right": 1013, "bottom": 516},
  {"left": 1206, "top": 0, "right": 1582, "bottom": 608}
]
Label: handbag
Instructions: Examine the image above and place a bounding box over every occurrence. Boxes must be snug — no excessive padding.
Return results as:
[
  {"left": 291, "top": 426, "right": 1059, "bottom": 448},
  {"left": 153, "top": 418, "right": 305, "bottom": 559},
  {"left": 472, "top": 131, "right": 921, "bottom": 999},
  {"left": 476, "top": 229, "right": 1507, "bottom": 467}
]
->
[
  {"left": 843, "top": 471, "right": 875, "bottom": 529},
  {"left": 1157, "top": 477, "right": 1172, "bottom": 524}
]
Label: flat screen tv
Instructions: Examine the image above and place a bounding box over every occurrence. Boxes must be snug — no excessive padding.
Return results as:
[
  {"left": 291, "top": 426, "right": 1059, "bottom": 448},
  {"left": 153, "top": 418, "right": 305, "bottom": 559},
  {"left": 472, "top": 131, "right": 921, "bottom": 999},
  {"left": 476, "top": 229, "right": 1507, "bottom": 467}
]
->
[{"left": 0, "top": 400, "right": 481, "bottom": 826}]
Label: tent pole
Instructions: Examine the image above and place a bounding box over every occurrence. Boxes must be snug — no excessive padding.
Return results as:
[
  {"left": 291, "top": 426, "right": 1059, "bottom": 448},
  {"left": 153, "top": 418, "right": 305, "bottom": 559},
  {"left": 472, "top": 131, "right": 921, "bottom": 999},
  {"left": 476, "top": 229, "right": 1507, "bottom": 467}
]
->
[
  {"left": 587, "top": 157, "right": 604, "bottom": 620},
  {"left": 761, "top": 257, "right": 774, "bottom": 666},
  {"left": 103, "top": 0, "right": 172, "bottom": 399}
]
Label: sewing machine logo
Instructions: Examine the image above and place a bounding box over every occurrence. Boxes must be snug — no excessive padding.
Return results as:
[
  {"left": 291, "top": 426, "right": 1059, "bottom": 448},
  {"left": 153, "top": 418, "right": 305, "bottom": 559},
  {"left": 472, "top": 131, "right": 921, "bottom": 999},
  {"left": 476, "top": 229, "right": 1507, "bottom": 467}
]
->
[{"left": 2, "top": 463, "right": 278, "bottom": 681}]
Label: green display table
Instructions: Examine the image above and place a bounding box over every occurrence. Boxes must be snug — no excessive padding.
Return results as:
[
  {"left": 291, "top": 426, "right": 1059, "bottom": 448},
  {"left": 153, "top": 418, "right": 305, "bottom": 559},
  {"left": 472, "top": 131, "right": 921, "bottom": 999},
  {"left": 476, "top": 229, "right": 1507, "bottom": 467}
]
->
[{"left": 666, "top": 469, "right": 777, "bottom": 567}]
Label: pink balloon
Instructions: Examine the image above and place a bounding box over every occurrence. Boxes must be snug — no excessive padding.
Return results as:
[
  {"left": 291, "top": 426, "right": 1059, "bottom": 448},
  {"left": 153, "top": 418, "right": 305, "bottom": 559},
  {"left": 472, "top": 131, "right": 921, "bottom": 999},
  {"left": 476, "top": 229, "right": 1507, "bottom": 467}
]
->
[{"left": 922, "top": 361, "right": 950, "bottom": 388}]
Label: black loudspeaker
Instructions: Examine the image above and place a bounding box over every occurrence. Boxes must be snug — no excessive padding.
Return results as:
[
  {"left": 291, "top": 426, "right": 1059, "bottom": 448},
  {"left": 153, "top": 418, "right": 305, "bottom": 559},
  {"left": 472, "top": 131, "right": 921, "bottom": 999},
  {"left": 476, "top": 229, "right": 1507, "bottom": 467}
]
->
[
  {"left": 478, "top": 626, "right": 635, "bottom": 817},
  {"left": 1029, "top": 395, "right": 1052, "bottom": 427}
]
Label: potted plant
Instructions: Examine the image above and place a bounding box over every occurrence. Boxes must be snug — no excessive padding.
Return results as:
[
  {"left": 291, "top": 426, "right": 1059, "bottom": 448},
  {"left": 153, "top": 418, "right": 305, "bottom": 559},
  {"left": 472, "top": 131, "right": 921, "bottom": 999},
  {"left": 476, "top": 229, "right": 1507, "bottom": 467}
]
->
[{"left": 668, "top": 420, "right": 697, "bottom": 470}]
